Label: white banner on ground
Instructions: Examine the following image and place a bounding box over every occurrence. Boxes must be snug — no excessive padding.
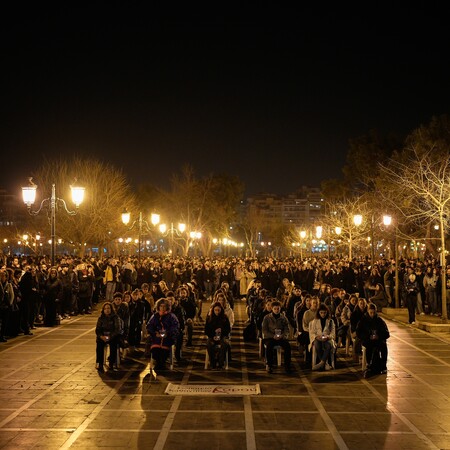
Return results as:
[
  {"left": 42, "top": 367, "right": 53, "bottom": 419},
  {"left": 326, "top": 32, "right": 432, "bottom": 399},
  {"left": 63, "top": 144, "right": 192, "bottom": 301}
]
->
[{"left": 165, "top": 383, "right": 261, "bottom": 396}]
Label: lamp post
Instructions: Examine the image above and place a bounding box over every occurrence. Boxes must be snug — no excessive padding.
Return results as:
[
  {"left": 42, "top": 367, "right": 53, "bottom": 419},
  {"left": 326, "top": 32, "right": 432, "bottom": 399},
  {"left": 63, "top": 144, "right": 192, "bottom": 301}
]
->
[
  {"left": 22, "top": 178, "right": 85, "bottom": 267},
  {"left": 121, "top": 210, "right": 155, "bottom": 262},
  {"left": 299, "top": 230, "right": 306, "bottom": 260},
  {"left": 158, "top": 221, "right": 186, "bottom": 255},
  {"left": 383, "top": 214, "right": 400, "bottom": 308},
  {"left": 349, "top": 214, "right": 363, "bottom": 260}
]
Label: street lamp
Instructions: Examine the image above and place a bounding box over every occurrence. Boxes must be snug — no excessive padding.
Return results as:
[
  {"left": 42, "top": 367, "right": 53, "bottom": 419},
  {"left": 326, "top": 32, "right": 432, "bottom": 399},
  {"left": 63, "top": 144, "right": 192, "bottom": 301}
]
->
[
  {"left": 383, "top": 214, "right": 399, "bottom": 308},
  {"left": 158, "top": 221, "right": 186, "bottom": 255},
  {"left": 348, "top": 214, "right": 363, "bottom": 259},
  {"left": 22, "top": 178, "right": 85, "bottom": 266},
  {"left": 121, "top": 210, "right": 154, "bottom": 262}
]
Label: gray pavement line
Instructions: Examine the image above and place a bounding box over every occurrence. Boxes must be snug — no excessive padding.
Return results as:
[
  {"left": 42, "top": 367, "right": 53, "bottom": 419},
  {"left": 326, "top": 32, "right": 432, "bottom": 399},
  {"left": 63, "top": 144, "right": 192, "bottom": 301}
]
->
[
  {"left": 151, "top": 322, "right": 200, "bottom": 450},
  {"left": 385, "top": 356, "right": 450, "bottom": 400},
  {"left": 299, "top": 375, "right": 350, "bottom": 450},
  {"left": 59, "top": 370, "right": 134, "bottom": 450},
  {"left": 383, "top": 316, "right": 450, "bottom": 344},
  {"left": 152, "top": 395, "right": 182, "bottom": 450},
  {"left": 388, "top": 334, "right": 450, "bottom": 366},
  {"left": 343, "top": 361, "right": 440, "bottom": 449},
  {"left": 0, "top": 354, "right": 95, "bottom": 428},
  {"left": 0, "top": 326, "right": 95, "bottom": 381},
  {"left": 237, "top": 308, "right": 257, "bottom": 450}
]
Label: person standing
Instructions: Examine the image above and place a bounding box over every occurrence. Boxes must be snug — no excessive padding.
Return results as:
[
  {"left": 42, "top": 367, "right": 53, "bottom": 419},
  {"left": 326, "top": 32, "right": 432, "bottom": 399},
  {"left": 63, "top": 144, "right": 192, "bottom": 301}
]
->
[
  {"left": 103, "top": 259, "right": 120, "bottom": 302},
  {"left": 42, "top": 268, "right": 63, "bottom": 327},
  {"left": 405, "top": 273, "right": 420, "bottom": 325}
]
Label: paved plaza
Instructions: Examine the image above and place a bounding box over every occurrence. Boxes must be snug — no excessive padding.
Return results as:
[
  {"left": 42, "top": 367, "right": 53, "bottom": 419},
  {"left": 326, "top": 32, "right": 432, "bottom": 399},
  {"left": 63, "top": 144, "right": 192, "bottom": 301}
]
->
[{"left": 0, "top": 302, "right": 450, "bottom": 450}]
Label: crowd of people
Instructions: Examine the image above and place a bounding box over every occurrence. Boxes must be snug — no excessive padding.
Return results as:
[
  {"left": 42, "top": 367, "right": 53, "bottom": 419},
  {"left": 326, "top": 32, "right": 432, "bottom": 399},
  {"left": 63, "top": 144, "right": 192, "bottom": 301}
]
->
[{"left": 2, "top": 252, "right": 448, "bottom": 377}]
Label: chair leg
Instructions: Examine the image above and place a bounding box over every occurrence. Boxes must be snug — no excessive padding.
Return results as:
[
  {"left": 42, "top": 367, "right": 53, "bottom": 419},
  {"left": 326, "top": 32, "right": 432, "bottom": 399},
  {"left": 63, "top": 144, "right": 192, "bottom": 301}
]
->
[
  {"left": 170, "top": 345, "right": 175, "bottom": 370},
  {"left": 276, "top": 346, "right": 282, "bottom": 366},
  {"left": 204, "top": 349, "right": 209, "bottom": 369}
]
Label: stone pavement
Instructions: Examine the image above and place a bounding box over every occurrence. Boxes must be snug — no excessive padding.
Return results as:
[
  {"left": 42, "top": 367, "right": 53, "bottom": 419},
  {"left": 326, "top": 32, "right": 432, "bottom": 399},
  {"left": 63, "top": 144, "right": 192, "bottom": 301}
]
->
[{"left": 0, "top": 301, "right": 450, "bottom": 450}]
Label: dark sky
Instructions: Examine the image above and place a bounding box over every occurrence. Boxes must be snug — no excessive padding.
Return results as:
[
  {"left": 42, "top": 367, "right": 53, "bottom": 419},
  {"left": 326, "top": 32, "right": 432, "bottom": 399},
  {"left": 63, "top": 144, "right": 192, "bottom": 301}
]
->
[{"left": 1, "top": 5, "right": 449, "bottom": 196}]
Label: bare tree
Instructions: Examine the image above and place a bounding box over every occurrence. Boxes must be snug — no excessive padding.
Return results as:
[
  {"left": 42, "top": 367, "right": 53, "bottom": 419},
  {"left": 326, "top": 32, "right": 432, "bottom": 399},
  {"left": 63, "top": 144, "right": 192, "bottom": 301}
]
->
[
  {"left": 155, "top": 166, "right": 244, "bottom": 256},
  {"left": 30, "top": 157, "right": 137, "bottom": 257},
  {"left": 379, "top": 147, "right": 450, "bottom": 320},
  {"left": 322, "top": 197, "right": 370, "bottom": 260}
]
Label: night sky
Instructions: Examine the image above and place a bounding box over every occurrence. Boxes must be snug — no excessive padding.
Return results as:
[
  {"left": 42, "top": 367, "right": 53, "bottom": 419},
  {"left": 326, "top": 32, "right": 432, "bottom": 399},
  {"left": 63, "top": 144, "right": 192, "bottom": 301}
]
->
[{"left": 1, "top": 5, "right": 449, "bottom": 196}]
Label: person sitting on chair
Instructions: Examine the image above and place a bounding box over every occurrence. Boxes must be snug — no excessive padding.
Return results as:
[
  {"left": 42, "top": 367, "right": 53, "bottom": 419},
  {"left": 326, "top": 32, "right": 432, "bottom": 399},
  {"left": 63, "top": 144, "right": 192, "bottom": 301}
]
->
[
  {"left": 261, "top": 300, "right": 293, "bottom": 374},
  {"left": 356, "top": 303, "right": 390, "bottom": 378},
  {"left": 204, "top": 301, "right": 231, "bottom": 369},
  {"left": 146, "top": 298, "right": 179, "bottom": 371},
  {"left": 309, "top": 303, "right": 336, "bottom": 371},
  {"left": 95, "top": 302, "right": 122, "bottom": 372}
]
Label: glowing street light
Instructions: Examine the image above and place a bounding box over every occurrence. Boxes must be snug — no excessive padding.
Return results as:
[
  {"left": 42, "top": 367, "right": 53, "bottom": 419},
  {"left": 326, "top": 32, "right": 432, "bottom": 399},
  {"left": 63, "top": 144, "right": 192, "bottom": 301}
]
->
[
  {"left": 157, "top": 220, "right": 187, "bottom": 255},
  {"left": 353, "top": 214, "right": 363, "bottom": 226},
  {"left": 383, "top": 215, "right": 392, "bottom": 226},
  {"left": 315, "top": 226, "right": 323, "bottom": 239},
  {"left": 121, "top": 210, "right": 154, "bottom": 262},
  {"left": 22, "top": 178, "right": 85, "bottom": 266}
]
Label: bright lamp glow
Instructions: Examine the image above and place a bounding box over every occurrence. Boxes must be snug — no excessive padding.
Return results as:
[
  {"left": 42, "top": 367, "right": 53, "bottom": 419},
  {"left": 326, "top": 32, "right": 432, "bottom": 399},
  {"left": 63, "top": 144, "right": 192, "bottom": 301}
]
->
[
  {"left": 151, "top": 213, "right": 160, "bottom": 225},
  {"left": 383, "top": 215, "right": 392, "bottom": 226},
  {"left": 316, "top": 226, "right": 323, "bottom": 239},
  {"left": 335, "top": 226, "right": 342, "bottom": 235},
  {"left": 121, "top": 210, "right": 131, "bottom": 225},
  {"left": 178, "top": 223, "right": 186, "bottom": 233},
  {"left": 159, "top": 224, "right": 167, "bottom": 234},
  {"left": 22, "top": 185, "right": 37, "bottom": 206},
  {"left": 300, "top": 230, "right": 306, "bottom": 239},
  {"left": 71, "top": 185, "right": 85, "bottom": 207},
  {"left": 353, "top": 215, "right": 363, "bottom": 226}
]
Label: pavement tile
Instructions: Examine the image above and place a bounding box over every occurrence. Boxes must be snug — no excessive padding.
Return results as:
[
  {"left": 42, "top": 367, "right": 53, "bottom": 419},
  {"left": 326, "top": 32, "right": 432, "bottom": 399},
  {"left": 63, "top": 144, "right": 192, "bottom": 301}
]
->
[
  {"left": 87, "top": 410, "right": 168, "bottom": 430},
  {"left": 251, "top": 396, "right": 316, "bottom": 411},
  {"left": 342, "top": 432, "right": 437, "bottom": 450},
  {"left": 255, "top": 432, "right": 338, "bottom": 450},
  {"left": 178, "top": 396, "right": 244, "bottom": 411},
  {"left": 171, "top": 411, "right": 245, "bottom": 430},
  {"left": 164, "top": 432, "right": 246, "bottom": 450},
  {"left": 253, "top": 412, "right": 327, "bottom": 431}
]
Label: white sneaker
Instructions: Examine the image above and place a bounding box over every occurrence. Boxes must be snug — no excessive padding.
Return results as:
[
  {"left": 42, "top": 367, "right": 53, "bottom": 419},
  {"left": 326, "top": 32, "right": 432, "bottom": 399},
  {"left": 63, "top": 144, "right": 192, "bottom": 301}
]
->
[
  {"left": 411, "top": 321, "right": 416, "bottom": 325},
  {"left": 325, "top": 363, "right": 333, "bottom": 371},
  {"left": 420, "top": 312, "right": 425, "bottom": 316}
]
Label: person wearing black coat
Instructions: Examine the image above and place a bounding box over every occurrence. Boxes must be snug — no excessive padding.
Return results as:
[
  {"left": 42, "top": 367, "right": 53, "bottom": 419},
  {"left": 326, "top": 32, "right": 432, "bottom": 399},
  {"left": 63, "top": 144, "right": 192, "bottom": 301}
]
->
[
  {"left": 178, "top": 286, "right": 196, "bottom": 346},
  {"left": 42, "top": 268, "right": 63, "bottom": 327},
  {"left": 405, "top": 273, "right": 420, "bottom": 324},
  {"left": 356, "top": 303, "right": 390, "bottom": 377},
  {"left": 204, "top": 302, "right": 231, "bottom": 369},
  {"left": 167, "top": 292, "right": 186, "bottom": 362},
  {"left": 95, "top": 301, "right": 122, "bottom": 372},
  {"left": 350, "top": 297, "right": 368, "bottom": 362},
  {"left": 127, "top": 289, "right": 146, "bottom": 350}
]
